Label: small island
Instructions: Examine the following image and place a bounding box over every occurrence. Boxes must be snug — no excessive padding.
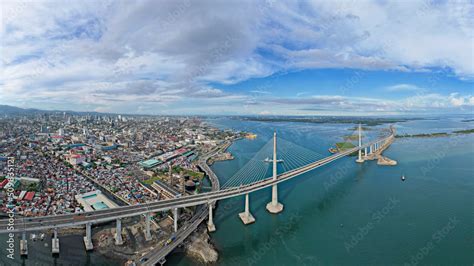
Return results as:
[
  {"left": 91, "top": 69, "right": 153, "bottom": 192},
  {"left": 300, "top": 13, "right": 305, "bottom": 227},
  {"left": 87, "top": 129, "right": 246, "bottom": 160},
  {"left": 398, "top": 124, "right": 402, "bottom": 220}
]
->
[
  {"left": 238, "top": 116, "right": 421, "bottom": 126},
  {"left": 396, "top": 128, "right": 474, "bottom": 138}
]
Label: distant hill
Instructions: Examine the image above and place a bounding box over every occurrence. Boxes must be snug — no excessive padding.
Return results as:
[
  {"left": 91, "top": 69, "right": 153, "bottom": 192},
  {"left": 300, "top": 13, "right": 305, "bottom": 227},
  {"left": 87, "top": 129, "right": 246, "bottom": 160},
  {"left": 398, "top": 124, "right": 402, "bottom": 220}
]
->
[
  {"left": 0, "top": 105, "right": 41, "bottom": 114},
  {"left": 0, "top": 104, "right": 122, "bottom": 116},
  {"left": 0, "top": 104, "right": 92, "bottom": 115}
]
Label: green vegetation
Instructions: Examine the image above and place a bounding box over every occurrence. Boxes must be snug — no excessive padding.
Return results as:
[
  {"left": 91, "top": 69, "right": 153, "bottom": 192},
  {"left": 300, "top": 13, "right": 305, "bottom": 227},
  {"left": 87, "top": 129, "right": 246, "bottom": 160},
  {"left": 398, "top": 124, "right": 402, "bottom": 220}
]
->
[
  {"left": 334, "top": 142, "right": 357, "bottom": 156},
  {"left": 172, "top": 166, "right": 204, "bottom": 179},
  {"left": 26, "top": 183, "right": 38, "bottom": 192},
  {"left": 396, "top": 132, "right": 449, "bottom": 138},
  {"left": 453, "top": 128, "right": 474, "bottom": 134},
  {"left": 182, "top": 169, "right": 204, "bottom": 179},
  {"left": 336, "top": 142, "right": 356, "bottom": 150},
  {"left": 344, "top": 134, "right": 358, "bottom": 141},
  {"left": 240, "top": 116, "right": 420, "bottom": 126},
  {"left": 396, "top": 128, "right": 474, "bottom": 139},
  {"left": 142, "top": 175, "right": 165, "bottom": 186},
  {"left": 348, "top": 126, "right": 373, "bottom": 131}
]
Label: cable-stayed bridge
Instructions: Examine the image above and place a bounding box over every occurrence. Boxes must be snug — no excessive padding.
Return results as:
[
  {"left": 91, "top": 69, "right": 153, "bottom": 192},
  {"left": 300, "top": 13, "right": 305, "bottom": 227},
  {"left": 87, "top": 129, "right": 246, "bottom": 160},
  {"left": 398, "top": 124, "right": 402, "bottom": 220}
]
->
[{"left": 0, "top": 125, "right": 395, "bottom": 264}]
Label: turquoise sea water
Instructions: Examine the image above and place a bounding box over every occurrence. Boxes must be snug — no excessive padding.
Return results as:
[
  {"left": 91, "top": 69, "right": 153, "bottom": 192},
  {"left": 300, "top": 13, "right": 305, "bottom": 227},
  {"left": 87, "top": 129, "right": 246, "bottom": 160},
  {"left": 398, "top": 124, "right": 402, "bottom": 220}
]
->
[{"left": 1, "top": 117, "right": 473, "bottom": 265}]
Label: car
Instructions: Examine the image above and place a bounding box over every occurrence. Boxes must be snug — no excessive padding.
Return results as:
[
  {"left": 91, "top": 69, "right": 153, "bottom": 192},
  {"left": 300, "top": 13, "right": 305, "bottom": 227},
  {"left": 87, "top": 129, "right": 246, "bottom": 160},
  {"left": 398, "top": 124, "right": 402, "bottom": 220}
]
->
[{"left": 140, "top": 257, "right": 149, "bottom": 262}]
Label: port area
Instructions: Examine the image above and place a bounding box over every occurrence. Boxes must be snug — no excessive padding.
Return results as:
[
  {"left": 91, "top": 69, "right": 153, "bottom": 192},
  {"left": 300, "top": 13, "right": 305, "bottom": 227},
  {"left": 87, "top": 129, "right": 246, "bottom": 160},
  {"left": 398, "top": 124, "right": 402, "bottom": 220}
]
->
[{"left": 206, "top": 141, "right": 234, "bottom": 165}]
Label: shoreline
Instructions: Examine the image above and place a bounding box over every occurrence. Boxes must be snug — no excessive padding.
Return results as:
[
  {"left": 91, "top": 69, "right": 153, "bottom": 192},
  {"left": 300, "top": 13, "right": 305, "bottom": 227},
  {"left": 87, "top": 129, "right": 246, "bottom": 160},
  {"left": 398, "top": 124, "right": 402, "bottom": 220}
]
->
[{"left": 396, "top": 129, "right": 474, "bottom": 139}]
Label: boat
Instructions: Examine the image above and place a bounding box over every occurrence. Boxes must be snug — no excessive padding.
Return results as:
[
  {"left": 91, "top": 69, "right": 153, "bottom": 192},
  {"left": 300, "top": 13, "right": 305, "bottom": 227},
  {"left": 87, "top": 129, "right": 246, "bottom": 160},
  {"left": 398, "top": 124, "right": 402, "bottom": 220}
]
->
[
  {"left": 30, "top": 234, "right": 37, "bottom": 241},
  {"left": 40, "top": 233, "right": 45, "bottom": 241},
  {"left": 264, "top": 157, "right": 283, "bottom": 163},
  {"left": 401, "top": 174, "right": 405, "bottom": 181}
]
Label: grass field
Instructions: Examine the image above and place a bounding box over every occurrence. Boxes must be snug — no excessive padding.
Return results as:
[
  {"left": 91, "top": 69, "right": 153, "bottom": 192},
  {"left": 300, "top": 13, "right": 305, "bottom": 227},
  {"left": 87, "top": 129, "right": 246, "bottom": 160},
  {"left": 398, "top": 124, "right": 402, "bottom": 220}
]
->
[
  {"left": 336, "top": 142, "right": 356, "bottom": 150},
  {"left": 142, "top": 175, "right": 165, "bottom": 185}
]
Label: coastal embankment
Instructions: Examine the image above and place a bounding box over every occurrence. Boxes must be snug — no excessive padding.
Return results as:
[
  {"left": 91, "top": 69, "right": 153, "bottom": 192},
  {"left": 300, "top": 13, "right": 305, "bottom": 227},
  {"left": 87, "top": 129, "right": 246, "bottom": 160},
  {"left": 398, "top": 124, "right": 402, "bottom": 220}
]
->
[{"left": 363, "top": 126, "right": 397, "bottom": 166}]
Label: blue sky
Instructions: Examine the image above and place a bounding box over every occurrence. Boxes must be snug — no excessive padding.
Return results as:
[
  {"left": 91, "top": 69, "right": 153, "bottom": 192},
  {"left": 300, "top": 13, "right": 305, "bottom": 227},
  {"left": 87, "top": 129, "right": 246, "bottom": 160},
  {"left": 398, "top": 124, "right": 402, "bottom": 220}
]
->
[{"left": 1, "top": 0, "right": 473, "bottom": 115}]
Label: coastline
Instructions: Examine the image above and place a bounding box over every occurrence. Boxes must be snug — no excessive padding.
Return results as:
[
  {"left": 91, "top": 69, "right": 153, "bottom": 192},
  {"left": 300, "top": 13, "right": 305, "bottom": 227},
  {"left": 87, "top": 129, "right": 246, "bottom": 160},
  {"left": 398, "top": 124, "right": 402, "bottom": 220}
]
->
[{"left": 396, "top": 129, "right": 474, "bottom": 138}]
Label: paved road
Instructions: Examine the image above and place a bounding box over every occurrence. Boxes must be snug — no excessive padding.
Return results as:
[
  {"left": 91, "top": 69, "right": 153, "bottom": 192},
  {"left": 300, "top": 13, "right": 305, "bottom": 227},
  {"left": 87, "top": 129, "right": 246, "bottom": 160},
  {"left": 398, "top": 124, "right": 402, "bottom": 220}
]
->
[{"left": 135, "top": 147, "right": 223, "bottom": 265}]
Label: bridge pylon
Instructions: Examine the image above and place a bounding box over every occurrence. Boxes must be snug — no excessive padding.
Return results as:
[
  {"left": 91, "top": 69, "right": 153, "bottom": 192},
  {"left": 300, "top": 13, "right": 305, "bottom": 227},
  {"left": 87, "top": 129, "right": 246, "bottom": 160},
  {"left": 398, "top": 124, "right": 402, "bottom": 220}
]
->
[
  {"left": 266, "top": 132, "right": 284, "bottom": 214},
  {"left": 356, "top": 123, "right": 364, "bottom": 163}
]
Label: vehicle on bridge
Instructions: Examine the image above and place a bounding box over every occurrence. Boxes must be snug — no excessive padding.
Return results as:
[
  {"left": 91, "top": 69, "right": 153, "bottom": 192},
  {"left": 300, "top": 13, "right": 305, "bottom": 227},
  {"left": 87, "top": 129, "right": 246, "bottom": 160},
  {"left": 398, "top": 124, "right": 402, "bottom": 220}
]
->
[{"left": 165, "top": 235, "right": 176, "bottom": 246}]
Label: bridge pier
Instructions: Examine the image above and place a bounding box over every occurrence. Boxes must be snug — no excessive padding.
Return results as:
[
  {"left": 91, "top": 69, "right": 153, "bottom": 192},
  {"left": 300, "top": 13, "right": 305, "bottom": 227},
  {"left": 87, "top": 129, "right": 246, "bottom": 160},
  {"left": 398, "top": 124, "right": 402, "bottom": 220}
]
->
[
  {"left": 364, "top": 147, "right": 368, "bottom": 156},
  {"left": 20, "top": 231, "right": 28, "bottom": 256},
  {"left": 52, "top": 228, "right": 59, "bottom": 254},
  {"left": 239, "top": 193, "right": 255, "bottom": 224},
  {"left": 173, "top": 208, "right": 178, "bottom": 233},
  {"left": 83, "top": 222, "right": 93, "bottom": 251},
  {"left": 356, "top": 149, "right": 364, "bottom": 163},
  {"left": 115, "top": 218, "right": 124, "bottom": 245},
  {"left": 144, "top": 213, "right": 152, "bottom": 241},
  {"left": 267, "top": 184, "right": 284, "bottom": 213},
  {"left": 207, "top": 202, "right": 216, "bottom": 232},
  {"left": 369, "top": 145, "right": 373, "bottom": 154}
]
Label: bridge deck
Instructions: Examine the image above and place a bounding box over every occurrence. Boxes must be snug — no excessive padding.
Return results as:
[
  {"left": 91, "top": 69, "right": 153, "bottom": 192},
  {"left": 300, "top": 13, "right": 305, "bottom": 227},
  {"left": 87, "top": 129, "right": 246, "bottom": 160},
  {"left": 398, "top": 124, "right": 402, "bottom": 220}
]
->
[{"left": 0, "top": 135, "right": 393, "bottom": 234}]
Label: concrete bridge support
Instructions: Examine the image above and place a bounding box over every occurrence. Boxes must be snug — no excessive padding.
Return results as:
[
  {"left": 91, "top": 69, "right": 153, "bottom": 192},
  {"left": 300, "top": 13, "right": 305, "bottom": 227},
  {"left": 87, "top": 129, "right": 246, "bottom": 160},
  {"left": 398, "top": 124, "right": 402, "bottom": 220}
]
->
[
  {"left": 356, "top": 124, "right": 364, "bottom": 163},
  {"left": 239, "top": 193, "right": 255, "bottom": 224},
  {"left": 52, "top": 228, "right": 59, "bottom": 254},
  {"left": 20, "top": 231, "right": 28, "bottom": 256},
  {"left": 267, "top": 184, "right": 284, "bottom": 213},
  {"left": 115, "top": 218, "right": 124, "bottom": 245},
  {"left": 207, "top": 202, "right": 216, "bottom": 232},
  {"left": 173, "top": 208, "right": 178, "bottom": 233},
  {"left": 356, "top": 149, "right": 364, "bottom": 163},
  {"left": 266, "top": 132, "right": 284, "bottom": 214},
  {"left": 83, "top": 223, "right": 93, "bottom": 251},
  {"left": 144, "top": 213, "right": 152, "bottom": 241},
  {"left": 369, "top": 145, "right": 373, "bottom": 154},
  {"left": 364, "top": 147, "right": 368, "bottom": 156}
]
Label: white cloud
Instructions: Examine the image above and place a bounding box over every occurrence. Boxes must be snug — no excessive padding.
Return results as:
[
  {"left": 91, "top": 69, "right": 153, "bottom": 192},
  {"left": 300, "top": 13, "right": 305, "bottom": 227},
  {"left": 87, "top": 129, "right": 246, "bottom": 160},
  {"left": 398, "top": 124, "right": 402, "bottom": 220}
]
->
[
  {"left": 448, "top": 93, "right": 474, "bottom": 107},
  {"left": 0, "top": 0, "right": 473, "bottom": 114},
  {"left": 385, "top": 84, "right": 424, "bottom": 92}
]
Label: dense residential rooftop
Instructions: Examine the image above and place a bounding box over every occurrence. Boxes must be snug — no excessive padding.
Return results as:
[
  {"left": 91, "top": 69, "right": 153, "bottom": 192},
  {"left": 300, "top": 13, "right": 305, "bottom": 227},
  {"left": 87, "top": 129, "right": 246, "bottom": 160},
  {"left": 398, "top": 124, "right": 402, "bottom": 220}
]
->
[{"left": 0, "top": 113, "right": 240, "bottom": 217}]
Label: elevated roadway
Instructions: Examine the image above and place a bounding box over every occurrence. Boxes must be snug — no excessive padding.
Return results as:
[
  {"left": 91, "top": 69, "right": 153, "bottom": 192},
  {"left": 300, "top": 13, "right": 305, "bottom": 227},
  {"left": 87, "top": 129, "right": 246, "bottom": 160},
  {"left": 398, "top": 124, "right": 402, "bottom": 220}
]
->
[{"left": 0, "top": 135, "right": 392, "bottom": 234}]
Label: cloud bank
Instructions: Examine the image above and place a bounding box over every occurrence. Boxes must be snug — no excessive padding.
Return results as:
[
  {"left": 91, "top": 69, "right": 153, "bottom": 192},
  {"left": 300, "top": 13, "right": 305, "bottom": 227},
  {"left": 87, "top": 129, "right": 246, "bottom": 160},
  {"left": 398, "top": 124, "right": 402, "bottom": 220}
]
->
[{"left": 1, "top": 0, "right": 473, "bottom": 115}]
